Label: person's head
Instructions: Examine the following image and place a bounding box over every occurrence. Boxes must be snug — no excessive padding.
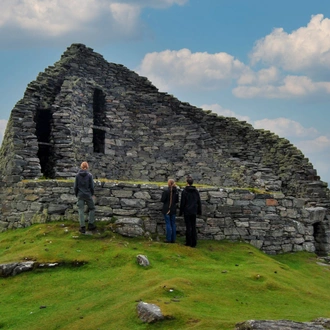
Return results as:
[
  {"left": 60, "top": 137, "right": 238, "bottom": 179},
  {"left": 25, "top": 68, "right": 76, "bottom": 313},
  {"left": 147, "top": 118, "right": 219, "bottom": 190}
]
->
[
  {"left": 186, "top": 176, "right": 194, "bottom": 186},
  {"left": 80, "top": 161, "right": 89, "bottom": 170},
  {"left": 168, "top": 178, "right": 176, "bottom": 188}
]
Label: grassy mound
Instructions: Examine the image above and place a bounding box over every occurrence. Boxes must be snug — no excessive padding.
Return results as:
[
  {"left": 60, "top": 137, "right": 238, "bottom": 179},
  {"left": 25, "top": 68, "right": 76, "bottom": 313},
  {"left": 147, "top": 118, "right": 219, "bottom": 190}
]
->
[{"left": 1, "top": 222, "right": 330, "bottom": 329}]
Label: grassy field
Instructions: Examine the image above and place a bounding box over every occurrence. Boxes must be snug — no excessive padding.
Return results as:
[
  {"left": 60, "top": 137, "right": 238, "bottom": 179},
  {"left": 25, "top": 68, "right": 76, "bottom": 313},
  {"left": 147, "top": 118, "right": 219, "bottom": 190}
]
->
[{"left": 1, "top": 221, "right": 330, "bottom": 330}]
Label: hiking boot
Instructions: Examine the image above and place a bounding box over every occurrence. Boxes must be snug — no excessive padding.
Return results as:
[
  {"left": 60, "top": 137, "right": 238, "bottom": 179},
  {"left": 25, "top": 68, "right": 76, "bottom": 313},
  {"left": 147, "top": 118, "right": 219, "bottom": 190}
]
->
[
  {"left": 88, "top": 223, "right": 96, "bottom": 231},
  {"left": 79, "top": 226, "right": 86, "bottom": 234}
]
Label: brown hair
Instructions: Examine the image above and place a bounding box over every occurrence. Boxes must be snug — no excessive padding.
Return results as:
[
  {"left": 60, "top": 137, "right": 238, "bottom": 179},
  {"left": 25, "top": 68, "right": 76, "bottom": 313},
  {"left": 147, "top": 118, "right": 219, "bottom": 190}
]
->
[
  {"left": 166, "top": 179, "right": 176, "bottom": 214},
  {"left": 168, "top": 179, "right": 176, "bottom": 188},
  {"left": 80, "top": 161, "right": 89, "bottom": 170}
]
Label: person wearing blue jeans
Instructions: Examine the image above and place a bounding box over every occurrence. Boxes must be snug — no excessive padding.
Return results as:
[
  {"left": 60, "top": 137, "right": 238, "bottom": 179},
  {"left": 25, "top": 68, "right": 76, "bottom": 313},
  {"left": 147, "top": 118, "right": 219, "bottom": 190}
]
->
[
  {"left": 74, "top": 161, "right": 96, "bottom": 233},
  {"left": 161, "top": 179, "right": 179, "bottom": 243}
]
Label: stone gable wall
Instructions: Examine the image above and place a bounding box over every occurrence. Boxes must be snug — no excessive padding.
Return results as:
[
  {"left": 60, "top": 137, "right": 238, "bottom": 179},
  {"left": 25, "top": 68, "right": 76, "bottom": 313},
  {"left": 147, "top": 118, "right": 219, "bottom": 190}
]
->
[
  {"left": 0, "top": 43, "right": 329, "bottom": 202},
  {"left": 0, "top": 180, "right": 329, "bottom": 255}
]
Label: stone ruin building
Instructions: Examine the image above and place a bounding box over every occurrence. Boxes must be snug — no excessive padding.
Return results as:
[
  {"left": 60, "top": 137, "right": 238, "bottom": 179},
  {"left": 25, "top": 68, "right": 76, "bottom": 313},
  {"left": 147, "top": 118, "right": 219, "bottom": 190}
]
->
[{"left": 0, "top": 43, "right": 329, "bottom": 255}]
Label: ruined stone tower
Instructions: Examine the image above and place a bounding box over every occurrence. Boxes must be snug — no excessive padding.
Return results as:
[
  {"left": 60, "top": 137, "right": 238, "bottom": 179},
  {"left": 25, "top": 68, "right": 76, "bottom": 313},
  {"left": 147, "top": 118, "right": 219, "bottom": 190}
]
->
[{"left": 0, "top": 43, "right": 330, "bottom": 255}]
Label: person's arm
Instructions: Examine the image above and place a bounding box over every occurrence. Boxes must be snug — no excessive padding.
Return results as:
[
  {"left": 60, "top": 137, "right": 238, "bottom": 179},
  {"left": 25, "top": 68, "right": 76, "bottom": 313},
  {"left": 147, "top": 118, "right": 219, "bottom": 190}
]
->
[
  {"left": 179, "top": 191, "right": 185, "bottom": 216},
  {"left": 74, "top": 177, "right": 78, "bottom": 197},
  {"left": 90, "top": 174, "right": 95, "bottom": 196},
  {"left": 197, "top": 191, "right": 202, "bottom": 215},
  {"left": 161, "top": 190, "right": 167, "bottom": 203},
  {"left": 174, "top": 190, "right": 179, "bottom": 204}
]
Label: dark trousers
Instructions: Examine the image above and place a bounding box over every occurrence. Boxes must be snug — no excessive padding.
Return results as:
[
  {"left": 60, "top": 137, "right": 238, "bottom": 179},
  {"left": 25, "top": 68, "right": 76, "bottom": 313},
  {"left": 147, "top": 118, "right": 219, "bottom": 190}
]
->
[{"left": 184, "top": 214, "right": 197, "bottom": 247}]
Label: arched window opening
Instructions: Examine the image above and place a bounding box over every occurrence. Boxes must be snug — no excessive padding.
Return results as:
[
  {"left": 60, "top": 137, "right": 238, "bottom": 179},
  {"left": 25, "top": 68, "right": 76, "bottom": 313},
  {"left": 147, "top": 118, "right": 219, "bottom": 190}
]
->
[
  {"left": 93, "top": 89, "right": 106, "bottom": 153},
  {"left": 34, "top": 109, "right": 55, "bottom": 178}
]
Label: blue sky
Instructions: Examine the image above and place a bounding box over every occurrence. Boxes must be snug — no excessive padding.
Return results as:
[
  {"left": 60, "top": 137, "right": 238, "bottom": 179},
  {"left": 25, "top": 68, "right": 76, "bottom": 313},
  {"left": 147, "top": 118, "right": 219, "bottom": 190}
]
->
[{"left": 1, "top": 0, "right": 330, "bottom": 184}]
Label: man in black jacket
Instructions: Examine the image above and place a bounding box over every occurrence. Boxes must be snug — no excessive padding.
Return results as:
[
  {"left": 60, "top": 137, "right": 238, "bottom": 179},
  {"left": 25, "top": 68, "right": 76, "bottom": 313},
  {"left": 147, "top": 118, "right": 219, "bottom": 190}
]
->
[
  {"left": 74, "top": 161, "right": 96, "bottom": 233},
  {"left": 179, "top": 176, "right": 202, "bottom": 247}
]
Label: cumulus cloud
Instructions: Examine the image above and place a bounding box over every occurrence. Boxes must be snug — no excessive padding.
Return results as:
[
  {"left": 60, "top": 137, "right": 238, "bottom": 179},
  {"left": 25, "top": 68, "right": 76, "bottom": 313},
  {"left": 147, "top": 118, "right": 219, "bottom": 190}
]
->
[
  {"left": 135, "top": 14, "right": 330, "bottom": 100},
  {"left": 253, "top": 117, "right": 319, "bottom": 139},
  {"left": 122, "top": 0, "right": 188, "bottom": 8},
  {"left": 200, "top": 104, "right": 251, "bottom": 122},
  {"left": 295, "top": 135, "right": 330, "bottom": 154},
  {"left": 137, "top": 49, "right": 247, "bottom": 91},
  {"left": 198, "top": 107, "right": 319, "bottom": 140},
  {"left": 237, "top": 66, "right": 280, "bottom": 86},
  {"left": 250, "top": 14, "right": 330, "bottom": 76},
  {"left": 233, "top": 74, "right": 330, "bottom": 99},
  {"left": 0, "top": 0, "right": 187, "bottom": 47},
  {"left": 232, "top": 14, "right": 330, "bottom": 100},
  {"left": 295, "top": 136, "right": 330, "bottom": 181},
  {"left": 0, "top": 119, "right": 8, "bottom": 144}
]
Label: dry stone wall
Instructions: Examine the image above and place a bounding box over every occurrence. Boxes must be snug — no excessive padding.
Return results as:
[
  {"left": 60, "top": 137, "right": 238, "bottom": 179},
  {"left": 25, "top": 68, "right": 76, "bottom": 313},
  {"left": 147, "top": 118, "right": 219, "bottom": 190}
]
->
[
  {"left": 0, "top": 180, "right": 329, "bottom": 255},
  {"left": 0, "top": 43, "right": 329, "bottom": 201}
]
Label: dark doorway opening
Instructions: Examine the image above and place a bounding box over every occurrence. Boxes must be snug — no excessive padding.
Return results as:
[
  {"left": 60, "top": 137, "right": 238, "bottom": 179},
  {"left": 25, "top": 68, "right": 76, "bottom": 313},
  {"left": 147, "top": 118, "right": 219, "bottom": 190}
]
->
[
  {"left": 34, "top": 109, "right": 55, "bottom": 178},
  {"left": 93, "top": 129, "right": 105, "bottom": 153},
  {"left": 35, "top": 109, "right": 52, "bottom": 143},
  {"left": 313, "top": 222, "right": 327, "bottom": 256},
  {"left": 93, "top": 89, "right": 106, "bottom": 153},
  {"left": 38, "top": 144, "right": 55, "bottom": 178}
]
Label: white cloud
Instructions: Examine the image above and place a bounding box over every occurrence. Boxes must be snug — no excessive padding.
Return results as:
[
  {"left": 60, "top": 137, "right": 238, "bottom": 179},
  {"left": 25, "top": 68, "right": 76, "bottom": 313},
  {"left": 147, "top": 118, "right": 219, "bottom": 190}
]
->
[
  {"left": 109, "top": 3, "right": 141, "bottom": 35},
  {"left": 200, "top": 104, "right": 251, "bottom": 122},
  {"left": 137, "top": 49, "right": 247, "bottom": 91},
  {"left": 231, "top": 14, "right": 330, "bottom": 100},
  {"left": 136, "top": 15, "right": 330, "bottom": 100},
  {"left": 123, "top": 0, "right": 188, "bottom": 8},
  {"left": 198, "top": 107, "right": 319, "bottom": 140},
  {"left": 234, "top": 74, "right": 330, "bottom": 99},
  {"left": 237, "top": 66, "right": 280, "bottom": 85},
  {"left": 295, "top": 135, "right": 330, "bottom": 154},
  {"left": 1, "top": 0, "right": 104, "bottom": 36},
  {"left": 0, "top": 119, "right": 7, "bottom": 144},
  {"left": 0, "top": 0, "right": 187, "bottom": 47},
  {"left": 250, "top": 14, "right": 330, "bottom": 75},
  {"left": 253, "top": 117, "right": 319, "bottom": 139},
  {"left": 295, "top": 136, "right": 330, "bottom": 183}
]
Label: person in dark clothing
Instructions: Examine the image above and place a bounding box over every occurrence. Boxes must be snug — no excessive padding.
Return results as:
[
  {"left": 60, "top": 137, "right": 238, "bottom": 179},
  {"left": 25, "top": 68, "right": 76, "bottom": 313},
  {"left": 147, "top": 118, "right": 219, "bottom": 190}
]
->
[
  {"left": 74, "top": 161, "right": 96, "bottom": 233},
  {"left": 161, "top": 179, "right": 179, "bottom": 243},
  {"left": 179, "top": 176, "right": 202, "bottom": 247}
]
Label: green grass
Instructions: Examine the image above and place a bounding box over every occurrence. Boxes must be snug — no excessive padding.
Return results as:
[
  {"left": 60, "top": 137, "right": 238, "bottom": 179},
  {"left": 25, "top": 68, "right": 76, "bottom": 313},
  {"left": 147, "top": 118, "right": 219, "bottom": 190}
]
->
[
  {"left": 27, "top": 178, "right": 214, "bottom": 189},
  {"left": 1, "top": 222, "right": 330, "bottom": 330}
]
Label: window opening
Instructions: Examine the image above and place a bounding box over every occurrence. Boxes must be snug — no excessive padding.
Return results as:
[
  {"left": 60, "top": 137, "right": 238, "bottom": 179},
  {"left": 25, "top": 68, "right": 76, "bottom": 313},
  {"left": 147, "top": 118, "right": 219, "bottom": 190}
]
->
[
  {"left": 93, "top": 89, "right": 106, "bottom": 153},
  {"left": 34, "top": 109, "right": 55, "bottom": 178},
  {"left": 93, "top": 129, "right": 105, "bottom": 153}
]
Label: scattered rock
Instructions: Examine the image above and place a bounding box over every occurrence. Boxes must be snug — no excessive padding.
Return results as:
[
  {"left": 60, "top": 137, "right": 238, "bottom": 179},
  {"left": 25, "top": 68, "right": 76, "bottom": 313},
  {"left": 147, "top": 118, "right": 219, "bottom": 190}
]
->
[
  {"left": 0, "top": 261, "right": 35, "bottom": 277},
  {"left": 136, "top": 301, "right": 164, "bottom": 323},
  {"left": 236, "top": 319, "right": 329, "bottom": 330},
  {"left": 136, "top": 254, "right": 150, "bottom": 267}
]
